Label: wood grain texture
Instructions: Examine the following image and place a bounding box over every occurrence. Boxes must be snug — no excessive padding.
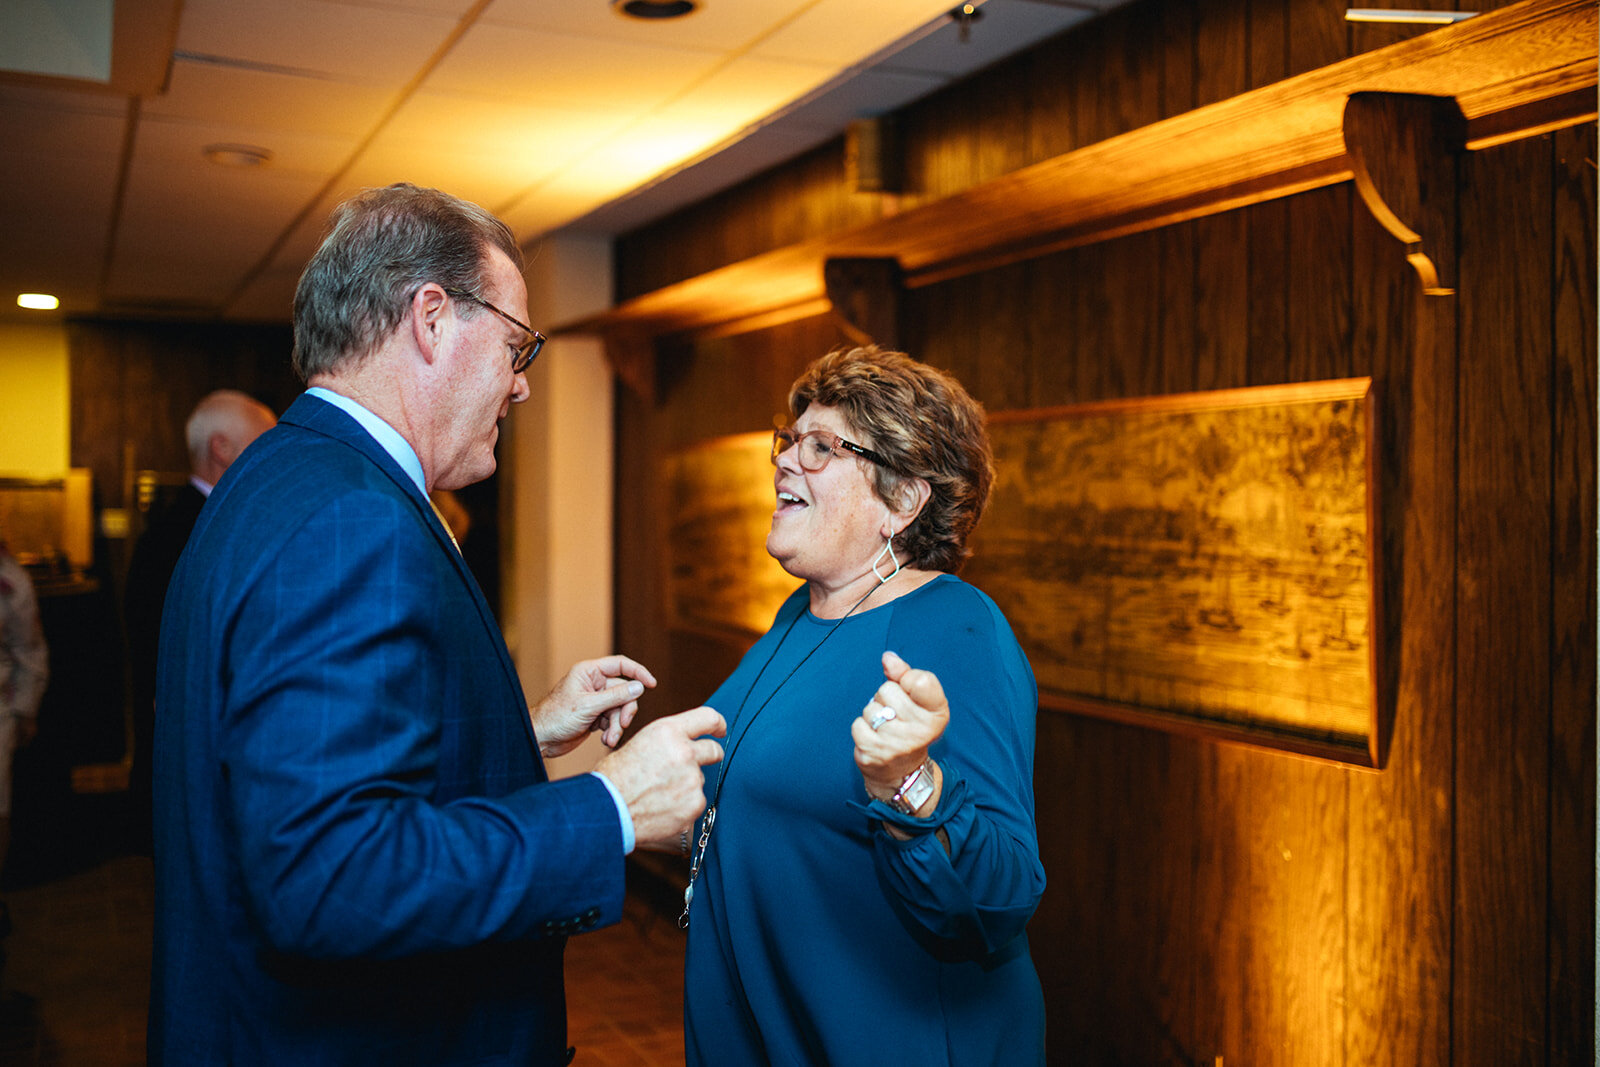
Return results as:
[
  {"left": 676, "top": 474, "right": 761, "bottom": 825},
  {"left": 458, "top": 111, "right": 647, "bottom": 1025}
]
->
[
  {"left": 584, "top": 0, "right": 1596, "bottom": 340},
  {"left": 1345, "top": 121, "right": 1456, "bottom": 1067},
  {"left": 1198, "top": 746, "right": 1349, "bottom": 1065},
  {"left": 1546, "top": 120, "right": 1596, "bottom": 1066},
  {"left": 1454, "top": 133, "right": 1554, "bottom": 1066},
  {"left": 603, "top": 3, "right": 1597, "bottom": 1063}
]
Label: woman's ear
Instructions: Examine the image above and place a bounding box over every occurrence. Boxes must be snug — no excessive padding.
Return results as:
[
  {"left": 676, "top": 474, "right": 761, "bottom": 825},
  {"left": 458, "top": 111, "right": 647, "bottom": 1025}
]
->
[{"left": 886, "top": 477, "right": 932, "bottom": 535}]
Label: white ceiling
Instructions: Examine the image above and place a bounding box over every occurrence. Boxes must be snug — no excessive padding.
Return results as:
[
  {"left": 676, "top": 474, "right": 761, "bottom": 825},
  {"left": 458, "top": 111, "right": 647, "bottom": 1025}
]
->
[{"left": 0, "top": 0, "right": 1127, "bottom": 324}]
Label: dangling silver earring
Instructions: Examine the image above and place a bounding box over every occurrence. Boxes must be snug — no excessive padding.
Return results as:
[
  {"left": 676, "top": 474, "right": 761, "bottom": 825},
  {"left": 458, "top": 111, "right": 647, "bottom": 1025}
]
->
[{"left": 872, "top": 537, "right": 901, "bottom": 584}]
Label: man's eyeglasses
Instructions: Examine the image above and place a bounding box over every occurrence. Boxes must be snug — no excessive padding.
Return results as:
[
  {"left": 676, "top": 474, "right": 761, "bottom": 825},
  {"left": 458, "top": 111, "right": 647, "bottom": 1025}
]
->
[
  {"left": 443, "top": 287, "right": 547, "bottom": 373},
  {"left": 771, "top": 426, "right": 893, "bottom": 472}
]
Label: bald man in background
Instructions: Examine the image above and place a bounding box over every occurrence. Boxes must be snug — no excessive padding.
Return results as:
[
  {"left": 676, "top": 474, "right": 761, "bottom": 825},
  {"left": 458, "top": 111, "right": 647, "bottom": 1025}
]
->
[{"left": 123, "top": 390, "right": 276, "bottom": 854}]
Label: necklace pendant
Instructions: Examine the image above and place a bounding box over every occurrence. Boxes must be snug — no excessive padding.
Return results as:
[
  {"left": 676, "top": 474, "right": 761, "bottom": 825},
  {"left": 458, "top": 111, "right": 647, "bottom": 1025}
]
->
[{"left": 678, "top": 884, "right": 694, "bottom": 929}]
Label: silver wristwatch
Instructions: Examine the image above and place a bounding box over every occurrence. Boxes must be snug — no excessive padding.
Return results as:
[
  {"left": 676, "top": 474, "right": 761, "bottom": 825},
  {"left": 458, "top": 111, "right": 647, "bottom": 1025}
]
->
[{"left": 886, "top": 759, "right": 936, "bottom": 815}]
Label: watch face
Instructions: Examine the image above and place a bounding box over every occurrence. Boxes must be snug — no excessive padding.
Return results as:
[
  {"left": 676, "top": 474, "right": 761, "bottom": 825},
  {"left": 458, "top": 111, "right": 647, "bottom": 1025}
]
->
[{"left": 893, "top": 763, "right": 935, "bottom": 814}]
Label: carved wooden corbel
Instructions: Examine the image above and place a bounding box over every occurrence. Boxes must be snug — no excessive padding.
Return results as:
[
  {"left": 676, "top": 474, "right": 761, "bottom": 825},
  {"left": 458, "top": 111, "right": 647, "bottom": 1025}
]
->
[
  {"left": 1344, "top": 91, "right": 1466, "bottom": 297},
  {"left": 823, "top": 257, "right": 903, "bottom": 349}
]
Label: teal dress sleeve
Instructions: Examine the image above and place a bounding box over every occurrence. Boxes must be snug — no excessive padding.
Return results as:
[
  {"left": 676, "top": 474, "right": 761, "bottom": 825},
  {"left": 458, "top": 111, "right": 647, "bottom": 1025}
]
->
[{"left": 848, "top": 576, "right": 1046, "bottom": 958}]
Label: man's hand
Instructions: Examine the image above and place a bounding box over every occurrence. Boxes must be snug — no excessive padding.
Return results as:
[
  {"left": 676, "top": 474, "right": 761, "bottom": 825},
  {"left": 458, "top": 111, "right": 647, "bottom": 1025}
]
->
[
  {"left": 595, "top": 706, "right": 725, "bottom": 853},
  {"left": 531, "top": 655, "right": 657, "bottom": 759}
]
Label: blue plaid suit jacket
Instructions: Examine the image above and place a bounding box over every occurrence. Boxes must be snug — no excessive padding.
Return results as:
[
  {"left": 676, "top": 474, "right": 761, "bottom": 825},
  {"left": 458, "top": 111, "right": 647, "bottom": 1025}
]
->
[{"left": 150, "top": 392, "right": 623, "bottom": 1065}]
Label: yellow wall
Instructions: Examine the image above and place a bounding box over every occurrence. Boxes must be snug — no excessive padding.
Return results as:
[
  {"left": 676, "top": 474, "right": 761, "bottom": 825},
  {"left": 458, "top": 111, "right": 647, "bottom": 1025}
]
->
[{"left": 0, "top": 323, "right": 70, "bottom": 475}]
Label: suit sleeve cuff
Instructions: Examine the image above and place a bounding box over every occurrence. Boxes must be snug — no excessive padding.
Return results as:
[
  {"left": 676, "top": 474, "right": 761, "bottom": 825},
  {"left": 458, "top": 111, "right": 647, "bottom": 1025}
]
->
[{"left": 589, "top": 770, "right": 634, "bottom": 855}]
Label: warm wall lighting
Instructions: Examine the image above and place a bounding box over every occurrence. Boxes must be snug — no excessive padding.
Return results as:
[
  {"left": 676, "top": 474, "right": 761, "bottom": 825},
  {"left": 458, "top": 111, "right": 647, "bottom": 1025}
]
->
[
  {"left": 1345, "top": 9, "right": 1477, "bottom": 23},
  {"left": 16, "top": 293, "right": 59, "bottom": 310}
]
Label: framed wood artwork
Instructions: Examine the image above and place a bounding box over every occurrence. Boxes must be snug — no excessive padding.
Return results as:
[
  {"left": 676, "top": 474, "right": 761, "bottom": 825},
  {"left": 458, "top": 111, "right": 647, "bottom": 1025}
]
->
[
  {"left": 660, "top": 377, "right": 1382, "bottom": 767},
  {"left": 963, "top": 378, "right": 1382, "bottom": 767}
]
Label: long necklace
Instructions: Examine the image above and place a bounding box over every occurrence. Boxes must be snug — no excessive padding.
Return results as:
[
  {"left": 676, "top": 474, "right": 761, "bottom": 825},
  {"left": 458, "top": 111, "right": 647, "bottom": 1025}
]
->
[{"left": 678, "top": 579, "right": 884, "bottom": 929}]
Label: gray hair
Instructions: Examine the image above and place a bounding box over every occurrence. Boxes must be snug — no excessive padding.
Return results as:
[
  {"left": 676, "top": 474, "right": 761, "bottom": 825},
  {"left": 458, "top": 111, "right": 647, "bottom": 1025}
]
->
[
  {"left": 291, "top": 183, "right": 523, "bottom": 380},
  {"left": 184, "top": 390, "right": 275, "bottom": 470}
]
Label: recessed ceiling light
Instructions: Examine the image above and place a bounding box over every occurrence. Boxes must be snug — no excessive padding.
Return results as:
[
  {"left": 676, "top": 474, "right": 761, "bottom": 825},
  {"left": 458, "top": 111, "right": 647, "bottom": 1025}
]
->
[
  {"left": 203, "top": 143, "right": 274, "bottom": 168},
  {"left": 1344, "top": 9, "right": 1477, "bottom": 23},
  {"left": 612, "top": 0, "right": 699, "bottom": 19},
  {"left": 17, "top": 293, "right": 60, "bottom": 310}
]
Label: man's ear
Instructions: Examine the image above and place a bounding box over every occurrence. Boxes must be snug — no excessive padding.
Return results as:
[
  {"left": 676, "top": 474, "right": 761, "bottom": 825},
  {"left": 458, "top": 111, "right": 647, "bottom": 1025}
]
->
[
  {"left": 410, "top": 283, "right": 449, "bottom": 363},
  {"left": 208, "top": 432, "right": 235, "bottom": 470}
]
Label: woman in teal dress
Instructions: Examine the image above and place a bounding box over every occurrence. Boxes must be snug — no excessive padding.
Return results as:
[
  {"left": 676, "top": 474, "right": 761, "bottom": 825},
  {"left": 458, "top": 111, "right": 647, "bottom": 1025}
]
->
[{"left": 682, "top": 346, "right": 1046, "bottom": 1065}]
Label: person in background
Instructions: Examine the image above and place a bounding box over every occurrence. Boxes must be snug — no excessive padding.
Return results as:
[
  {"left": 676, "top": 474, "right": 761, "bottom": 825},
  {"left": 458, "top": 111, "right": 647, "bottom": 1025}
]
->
[
  {"left": 682, "top": 346, "right": 1047, "bottom": 1065},
  {"left": 150, "top": 183, "right": 725, "bottom": 1065},
  {"left": 0, "top": 535, "right": 47, "bottom": 1004},
  {"left": 123, "top": 390, "right": 277, "bottom": 854}
]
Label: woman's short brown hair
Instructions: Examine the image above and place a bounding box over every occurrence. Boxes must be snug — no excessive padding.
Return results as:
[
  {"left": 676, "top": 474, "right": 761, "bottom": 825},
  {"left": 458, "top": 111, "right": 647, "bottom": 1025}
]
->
[{"left": 788, "top": 346, "right": 993, "bottom": 573}]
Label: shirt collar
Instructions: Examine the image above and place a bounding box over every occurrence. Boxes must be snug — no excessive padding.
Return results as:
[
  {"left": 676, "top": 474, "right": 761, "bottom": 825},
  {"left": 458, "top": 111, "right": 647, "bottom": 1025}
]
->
[{"left": 305, "top": 386, "right": 427, "bottom": 496}]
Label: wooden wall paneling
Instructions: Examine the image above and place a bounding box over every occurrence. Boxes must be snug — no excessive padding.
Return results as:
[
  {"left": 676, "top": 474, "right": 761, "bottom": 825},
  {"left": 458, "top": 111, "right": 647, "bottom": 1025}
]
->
[
  {"left": 1194, "top": 745, "right": 1350, "bottom": 1065},
  {"left": 1094, "top": 0, "right": 1166, "bottom": 139},
  {"left": 611, "top": 372, "right": 669, "bottom": 725},
  {"left": 1161, "top": 0, "right": 1211, "bottom": 398},
  {"left": 1247, "top": 195, "right": 1290, "bottom": 386},
  {"left": 971, "top": 57, "right": 1033, "bottom": 190},
  {"left": 1285, "top": 0, "right": 1354, "bottom": 380},
  {"left": 1022, "top": 248, "right": 1083, "bottom": 405},
  {"left": 1288, "top": 184, "right": 1355, "bottom": 381},
  {"left": 1063, "top": 242, "right": 1110, "bottom": 403},
  {"left": 823, "top": 257, "right": 903, "bottom": 350},
  {"left": 1286, "top": 0, "right": 1351, "bottom": 80},
  {"left": 68, "top": 326, "right": 127, "bottom": 513},
  {"left": 1546, "top": 121, "right": 1596, "bottom": 1066},
  {"left": 1188, "top": 0, "right": 1252, "bottom": 390},
  {"left": 1194, "top": 0, "right": 1249, "bottom": 109},
  {"left": 971, "top": 261, "right": 1033, "bottom": 412},
  {"left": 1158, "top": 218, "right": 1199, "bottom": 395},
  {"left": 763, "top": 315, "right": 852, "bottom": 414},
  {"left": 1248, "top": 0, "right": 1288, "bottom": 89},
  {"left": 902, "top": 275, "right": 960, "bottom": 380},
  {"left": 1024, "top": 18, "right": 1086, "bottom": 164},
  {"left": 898, "top": 80, "right": 980, "bottom": 207},
  {"left": 1344, "top": 120, "right": 1457, "bottom": 1066},
  {"left": 1156, "top": 0, "right": 1196, "bottom": 119},
  {"left": 1090, "top": 230, "right": 1165, "bottom": 400},
  {"left": 1029, "top": 714, "right": 1093, "bottom": 1061},
  {"left": 1189, "top": 209, "right": 1253, "bottom": 392},
  {"left": 1453, "top": 134, "right": 1554, "bottom": 1066},
  {"left": 1032, "top": 718, "right": 1199, "bottom": 1066}
]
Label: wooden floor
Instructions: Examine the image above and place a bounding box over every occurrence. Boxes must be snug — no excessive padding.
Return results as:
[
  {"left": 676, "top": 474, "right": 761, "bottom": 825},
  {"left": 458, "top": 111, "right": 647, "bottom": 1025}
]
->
[{"left": 0, "top": 855, "right": 688, "bottom": 1066}]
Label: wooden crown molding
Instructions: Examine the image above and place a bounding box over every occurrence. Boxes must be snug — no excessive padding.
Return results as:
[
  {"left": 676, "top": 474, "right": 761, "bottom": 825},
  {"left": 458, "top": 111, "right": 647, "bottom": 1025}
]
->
[{"left": 559, "top": 0, "right": 1596, "bottom": 341}]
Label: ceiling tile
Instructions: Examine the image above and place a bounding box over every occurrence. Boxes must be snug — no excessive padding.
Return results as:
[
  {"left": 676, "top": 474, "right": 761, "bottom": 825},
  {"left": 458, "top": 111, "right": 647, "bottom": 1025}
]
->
[
  {"left": 106, "top": 119, "right": 345, "bottom": 302},
  {"left": 132, "top": 113, "right": 357, "bottom": 180},
  {"left": 479, "top": 0, "right": 802, "bottom": 52},
  {"left": 364, "top": 92, "right": 633, "bottom": 210},
  {"left": 754, "top": 0, "right": 958, "bottom": 64},
  {"left": 427, "top": 22, "right": 721, "bottom": 107},
  {"left": 658, "top": 54, "right": 836, "bottom": 132},
  {"left": 176, "top": 0, "right": 458, "bottom": 85},
  {"left": 143, "top": 58, "right": 398, "bottom": 138}
]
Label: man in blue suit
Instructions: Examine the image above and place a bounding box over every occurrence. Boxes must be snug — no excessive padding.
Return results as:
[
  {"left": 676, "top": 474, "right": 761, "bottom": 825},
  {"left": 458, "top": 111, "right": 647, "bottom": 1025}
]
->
[{"left": 150, "top": 183, "right": 725, "bottom": 1064}]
